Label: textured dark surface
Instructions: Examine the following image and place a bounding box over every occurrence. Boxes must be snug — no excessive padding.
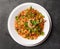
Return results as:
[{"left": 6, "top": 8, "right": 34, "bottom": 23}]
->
[{"left": 0, "top": 0, "right": 60, "bottom": 49}]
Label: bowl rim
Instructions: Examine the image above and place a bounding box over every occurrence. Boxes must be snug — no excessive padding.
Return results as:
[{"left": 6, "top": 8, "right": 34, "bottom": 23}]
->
[{"left": 7, "top": 2, "right": 52, "bottom": 47}]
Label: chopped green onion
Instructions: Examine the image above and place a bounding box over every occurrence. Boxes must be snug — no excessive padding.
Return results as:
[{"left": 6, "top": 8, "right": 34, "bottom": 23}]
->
[
  {"left": 30, "top": 13, "right": 35, "bottom": 17},
  {"left": 21, "top": 16, "right": 24, "bottom": 18},
  {"left": 30, "top": 20, "right": 39, "bottom": 25},
  {"left": 37, "top": 26, "right": 41, "bottom": 31},
  {"left": 24, "top": 22, "right": 28, "bottom": 27},
  {"left": 15, "top": 16, "right": 18, "bottom": 20},
  {"left": 29, "top": 29, "right": 33, "bottom": 33},
  {"left": 40, "top": 32, "right": 44, "bottom": 35}
]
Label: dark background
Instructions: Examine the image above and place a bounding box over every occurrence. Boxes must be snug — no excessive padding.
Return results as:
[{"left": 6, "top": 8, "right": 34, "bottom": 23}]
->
[{"left": 0, "top": 0, "right": 60, "bottom": 49}]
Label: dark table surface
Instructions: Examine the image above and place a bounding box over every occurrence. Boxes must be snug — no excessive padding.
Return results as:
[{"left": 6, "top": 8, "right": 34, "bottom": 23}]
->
[{"left": 0, "top": 0, "right": 60, "bottom": 49}]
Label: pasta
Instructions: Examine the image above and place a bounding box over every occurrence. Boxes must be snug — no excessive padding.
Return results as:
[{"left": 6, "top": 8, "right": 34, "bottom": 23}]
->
[{"left": 15, "top": 6, "right": 45, "bottom": 40}]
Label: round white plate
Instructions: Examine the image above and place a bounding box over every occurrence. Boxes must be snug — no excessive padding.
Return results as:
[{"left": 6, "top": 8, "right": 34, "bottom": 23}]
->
[{"left": 8, "top": 2, "right": 52, "bottom": 47}]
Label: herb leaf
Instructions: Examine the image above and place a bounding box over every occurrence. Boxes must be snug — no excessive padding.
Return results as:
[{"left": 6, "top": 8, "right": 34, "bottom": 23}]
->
[
  {"left": 40, "top": 32, "right": 44, "bottom": 35},
  {"left": 21, "top": 16, "right": 24, "bottom": 18},
  {"left": 15, "top": 16, "right": 18, "bottom": 20},
  {"left": 30, "top": 20, "right": 39, "bottom": 25},
  {"left": 24, "top": 22, "right": 28, "bottom": 27}
]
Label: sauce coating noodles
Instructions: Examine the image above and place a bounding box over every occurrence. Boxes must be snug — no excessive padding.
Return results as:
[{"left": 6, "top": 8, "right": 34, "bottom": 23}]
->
[{"left": 15, "top": 6, "right": 45, "bottom": 40}]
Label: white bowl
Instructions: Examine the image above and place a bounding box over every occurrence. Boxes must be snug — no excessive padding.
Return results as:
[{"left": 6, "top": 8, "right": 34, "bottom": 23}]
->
[{"left": 8, "top": 2, "right": 52, "bottom": 47}]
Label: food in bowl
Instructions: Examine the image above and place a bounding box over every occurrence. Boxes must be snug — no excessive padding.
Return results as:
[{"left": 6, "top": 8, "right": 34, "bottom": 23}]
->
[{"left": 15, "top": 6, "right": 45, "bottom": 40}]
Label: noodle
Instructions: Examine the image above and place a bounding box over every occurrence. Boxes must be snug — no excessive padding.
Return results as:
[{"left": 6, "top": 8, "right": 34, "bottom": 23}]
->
[{"left": 15, "top": 6, "right": 45, "bottom": 40}]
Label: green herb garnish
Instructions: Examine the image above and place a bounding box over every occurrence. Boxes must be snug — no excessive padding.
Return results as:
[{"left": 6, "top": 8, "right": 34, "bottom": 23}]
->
[
  {"left": 15, "top": 16, "right": 18, "bottom": 20},
  {"left": 21, "top": 16, "right": 24, "bottom": 18},
  {"left": 24, "top": 22, "right": 28, "bottom": 27},
  {"left": 30, "top": 13, "right": 35, "bottom": 17},
  {"left": 40, "top": 32, "right": 44, "bottom": 35},
  {"left": 30, "top": 20, "right": 39, "bottom": 25}
]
